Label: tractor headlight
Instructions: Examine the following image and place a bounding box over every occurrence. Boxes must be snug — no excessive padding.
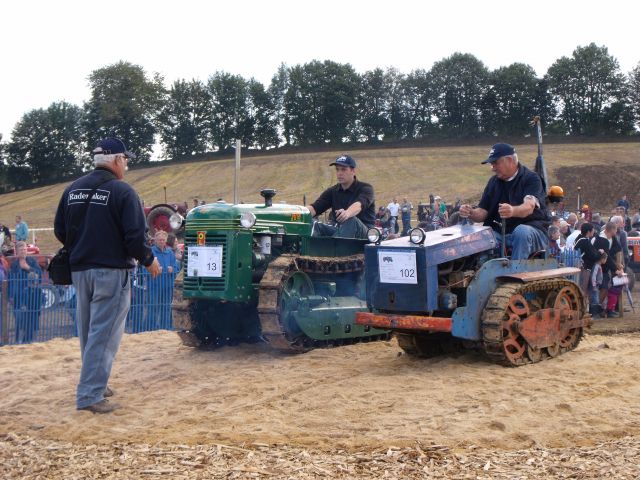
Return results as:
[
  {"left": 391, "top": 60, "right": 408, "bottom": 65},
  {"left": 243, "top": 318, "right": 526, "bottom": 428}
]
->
[
  {"left": 240, "top": 212, "right": 257, "bottom": 229},
  {"left": 367, "top": 227, "right": 382, "bottom": 244},
  {"left": 169, "top": 213, "right": 184, "bottom": 230},
  {"left": 409, "top": 228, "right": 426, "bottom": 245}
]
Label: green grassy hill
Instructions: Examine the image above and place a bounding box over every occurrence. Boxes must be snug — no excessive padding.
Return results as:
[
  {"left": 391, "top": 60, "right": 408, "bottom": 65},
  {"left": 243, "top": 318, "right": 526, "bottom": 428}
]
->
[{"left": 3, "top": 142, "right": 639, "bottom": 253}]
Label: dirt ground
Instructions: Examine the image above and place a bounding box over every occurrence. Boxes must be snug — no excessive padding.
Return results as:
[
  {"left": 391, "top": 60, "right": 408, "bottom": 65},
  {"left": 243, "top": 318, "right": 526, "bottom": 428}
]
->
[{"left": 2, "top": 310, "right": 640, "bottom": 478}]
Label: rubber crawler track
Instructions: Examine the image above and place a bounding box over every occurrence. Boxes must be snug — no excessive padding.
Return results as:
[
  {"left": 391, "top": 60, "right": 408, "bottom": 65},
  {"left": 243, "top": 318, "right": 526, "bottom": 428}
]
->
[
  {"left": 257, "top": 254, "right": 390, "bottom": 353},
  {"left": 482, "top": 278, "right": 587, "bottom": 366}
]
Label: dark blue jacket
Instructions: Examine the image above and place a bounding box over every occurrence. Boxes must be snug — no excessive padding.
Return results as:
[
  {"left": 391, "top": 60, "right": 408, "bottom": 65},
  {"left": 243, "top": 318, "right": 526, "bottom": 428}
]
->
[
  {"left": 478, "top": 164, "right": 550, "bottom": 235},
  {"left": 54, "top": 168, "right": 154, "bottom": 271}
]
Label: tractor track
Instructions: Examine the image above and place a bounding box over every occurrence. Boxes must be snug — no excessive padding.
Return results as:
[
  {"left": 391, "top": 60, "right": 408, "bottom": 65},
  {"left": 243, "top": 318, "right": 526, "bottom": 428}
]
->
[
  {"left": 482, "top": 278, "right": 587, "bottom": 366},
  {"left": 257, "top": 254, "right": 390, "bottom": 353}
]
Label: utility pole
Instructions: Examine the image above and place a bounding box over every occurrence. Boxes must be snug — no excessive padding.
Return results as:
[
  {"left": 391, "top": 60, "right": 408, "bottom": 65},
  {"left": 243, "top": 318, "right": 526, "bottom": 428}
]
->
[
  {"left": 577, "top": 187, "right": 581, "bottom": 212},
  {"left": 234, "top": 140, "right": 241, "bottom": 204}
]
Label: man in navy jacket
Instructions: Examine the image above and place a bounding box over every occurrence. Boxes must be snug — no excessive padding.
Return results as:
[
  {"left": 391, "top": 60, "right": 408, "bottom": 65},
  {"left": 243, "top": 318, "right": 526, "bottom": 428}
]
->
[
  {"left": 54, "top": 137, "right": 160, "bottom": 414},
  {"left": 459, "top": 143, "right": 550, "bottom": 260}
]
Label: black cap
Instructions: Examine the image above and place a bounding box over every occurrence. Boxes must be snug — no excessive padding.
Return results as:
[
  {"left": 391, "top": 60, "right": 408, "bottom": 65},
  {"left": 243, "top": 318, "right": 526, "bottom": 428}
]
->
[
  {"left": 329, "top": 155, "right": 356, "bottom": 168},
  {"left": 481, "top": 143, "right": 515, "bottom": 164},
  {"left": 92, "top": 137, "right": 136, "bottom": 159}
]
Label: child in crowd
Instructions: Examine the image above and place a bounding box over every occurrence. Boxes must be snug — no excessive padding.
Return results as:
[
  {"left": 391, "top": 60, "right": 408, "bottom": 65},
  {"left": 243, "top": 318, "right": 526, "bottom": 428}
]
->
[
  {"left": 590, "top": 252, "right": 608, "bottom": 318},
  {"left": 547, "top": 225, "right": 561, "bottom": 259}
]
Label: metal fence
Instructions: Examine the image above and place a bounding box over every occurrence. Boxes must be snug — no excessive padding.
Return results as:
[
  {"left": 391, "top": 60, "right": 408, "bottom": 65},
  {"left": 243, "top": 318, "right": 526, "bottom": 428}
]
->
[
  {"left": 0, "top": 269, "right": 177, "bottom": 346},
  {"left": 558, "top": 247, "right": 583, "bottom": 268}
]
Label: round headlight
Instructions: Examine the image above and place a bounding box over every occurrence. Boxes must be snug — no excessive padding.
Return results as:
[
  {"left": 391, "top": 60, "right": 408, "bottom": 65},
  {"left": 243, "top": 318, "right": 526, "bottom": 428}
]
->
[
  {"left": 169, "top": 213, "right": 184, "bottom": 230},
  {"left": 240, "top": 212, "right": 257, "bottom": 229},
  {"left": 409, "top": 228, "right": 426, "bottom": 245},
  {"left": 367, "top": 227, "right": 382, "bottom": 243}
]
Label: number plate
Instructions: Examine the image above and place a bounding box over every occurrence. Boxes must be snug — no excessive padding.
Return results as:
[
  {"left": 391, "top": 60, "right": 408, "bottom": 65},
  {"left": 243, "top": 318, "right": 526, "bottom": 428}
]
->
[
  {"left": 187, "top": 246, "right": 223, "bottom": 277},
  {"left": 378, "top": 250, "right": 417, "bottom": 284}
]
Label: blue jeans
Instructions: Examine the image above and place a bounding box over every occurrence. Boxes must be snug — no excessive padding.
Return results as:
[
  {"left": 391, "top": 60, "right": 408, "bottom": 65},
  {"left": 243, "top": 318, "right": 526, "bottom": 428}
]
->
[
  {"left": 495, "top": 224, "right": 548, "bottom": 260},
  {"left": 401, "top": 214, "right": 411, "bottom": 236},
  {"left": 73, "top": 269, "right": 131, "bottom": 409},
  {"left": 312, "top": 217, "right": 369, "bottom": 239}
]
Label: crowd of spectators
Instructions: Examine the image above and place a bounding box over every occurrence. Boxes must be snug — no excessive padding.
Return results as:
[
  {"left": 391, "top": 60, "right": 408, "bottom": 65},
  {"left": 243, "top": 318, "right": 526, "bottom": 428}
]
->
[
  {"left": 551, "top": 197, "right": 636, "bottom": 319},
  {"left": 375, "top": 194, "right": 461, "bottom": 238}
]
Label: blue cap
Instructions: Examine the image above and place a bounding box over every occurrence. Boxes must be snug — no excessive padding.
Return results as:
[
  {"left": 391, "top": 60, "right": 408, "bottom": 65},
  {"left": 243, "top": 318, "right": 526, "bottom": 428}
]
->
[
  {"left": 329, "top": 155, "right": 356, "bottom": 168},
  {"left": 481, "top": 143, "right": 515, "bottom": 164},
  {"left": 92, "top": 137, "right": 136, "bottom": 159}
]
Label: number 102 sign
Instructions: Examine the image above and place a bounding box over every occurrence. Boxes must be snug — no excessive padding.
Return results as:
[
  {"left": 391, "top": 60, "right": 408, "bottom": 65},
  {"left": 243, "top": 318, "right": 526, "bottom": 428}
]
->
[{"left": 378, "top": 250, "right": 417, "bottom": 284}]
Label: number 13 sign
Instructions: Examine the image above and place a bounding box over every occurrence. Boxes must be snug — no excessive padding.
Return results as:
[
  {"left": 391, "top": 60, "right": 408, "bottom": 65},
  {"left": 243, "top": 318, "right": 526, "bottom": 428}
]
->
[{"left": 187, "top": 246, "right": 223, "bottom": 277}]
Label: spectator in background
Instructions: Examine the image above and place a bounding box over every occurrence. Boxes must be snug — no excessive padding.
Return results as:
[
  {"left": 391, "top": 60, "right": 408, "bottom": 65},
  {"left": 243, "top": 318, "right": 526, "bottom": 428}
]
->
[
  {"left": 167, "top": 233, "right": 183, "bottom": 269},
  {"left": 192, "top": 198, "right": 199, "bottom": 210},
  {"left": 617, "top": 195, "right": 630, "bottom": 214},
  {"left": 592, "top": 221, "right": 624, "bottom": 318},
  {"left": 591, "top": 213, "right": 603, "bottom": 233},
  {"left": 590, "top": 252, "right": 608, "bottom": 318},
  {"left": 387, "top": 197, "right": 400, "bottom": 234},
  {"left": 617, "top": 206, "right": 632, "bottom": 232},
  {"left": 558, "top": 220, "right": 570, "bottom": 247},
  {"left": 0, "top": 255, "right": 8, "bottom": 281},
  {"left": 8, "top": 241, "right": 43, "bottom": 344},
  {"left": 566, "top": 212, "right": 578, "bottom": 232},
  {"left": 565, "top": 219, "right": 585, "bottom": 250},
  {"left": 547, "top": 225, "right": 561, "bottom": 259},
  {"left": 15, "top": 215, "right": 28, "bottom": 242},
  {"left": 147, "top": 230, "right": 179, "bottom": 330},
  {"left": 631, "top": 208, "right": 640, "bottom": 230},
  {"left": 433, "top": 196, "right": 448, "bottom": 226},
  {"left": 574, "top": 223, "right": 602, "bottom": 272},
  {"left": 580, "top": 204, "right": 592, "bottom": 222},
  {"left": 0, "top": 223, "right": 13, "bottom": 255},
  {"left": 400, "top": 197, "right": 413, "bottom": 236},
  {"left": 611, "top": 215, "right": 629, "bottom": 269}
]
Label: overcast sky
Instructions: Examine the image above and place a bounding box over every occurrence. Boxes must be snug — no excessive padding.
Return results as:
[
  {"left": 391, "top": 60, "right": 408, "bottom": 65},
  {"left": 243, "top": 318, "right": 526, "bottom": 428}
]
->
[{"left": 1, "top": 0, "right": 638, "bottom": 142}]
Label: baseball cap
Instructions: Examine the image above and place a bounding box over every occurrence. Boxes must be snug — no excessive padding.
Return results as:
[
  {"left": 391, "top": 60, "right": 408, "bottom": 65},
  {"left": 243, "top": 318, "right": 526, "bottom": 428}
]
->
[
  {"left": 481, "top": 143, "right": 515, "bottom": 164},
  {"left": 329, "top": 155, "right": 356, "bottom": 168},
  {"left": 92, "top": 137, "right": 136, "bottom": 159}
]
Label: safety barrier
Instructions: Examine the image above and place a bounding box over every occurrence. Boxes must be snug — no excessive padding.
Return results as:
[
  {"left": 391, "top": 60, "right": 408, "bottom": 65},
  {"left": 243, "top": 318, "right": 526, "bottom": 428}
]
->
[
  {"left": 0, "top": 269, "right": 178, "bottom": 346},
  {"left": 558, "top": 247, "right": 582, "bottom": 268}
]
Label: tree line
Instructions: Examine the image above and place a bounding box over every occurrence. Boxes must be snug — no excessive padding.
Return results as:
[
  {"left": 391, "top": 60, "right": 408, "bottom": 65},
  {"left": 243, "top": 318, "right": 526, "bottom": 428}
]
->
[{"left": 1, "top": 43, "right": 639, "bottom": 188}]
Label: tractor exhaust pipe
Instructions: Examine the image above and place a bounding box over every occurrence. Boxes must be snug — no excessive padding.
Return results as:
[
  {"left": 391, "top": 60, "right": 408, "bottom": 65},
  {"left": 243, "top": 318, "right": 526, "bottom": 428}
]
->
[{"left": 260, "top": 189, "right": 276, "bottom": 207}]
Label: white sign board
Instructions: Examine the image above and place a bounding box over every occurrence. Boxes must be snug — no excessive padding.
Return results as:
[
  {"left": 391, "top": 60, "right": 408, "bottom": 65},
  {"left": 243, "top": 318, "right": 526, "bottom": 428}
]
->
[
  {"left": 378, "top": 250, "right": 417, "bottom": 284},
  {"left": 187, "top": 246, "right": 223, "bottom": 277}
]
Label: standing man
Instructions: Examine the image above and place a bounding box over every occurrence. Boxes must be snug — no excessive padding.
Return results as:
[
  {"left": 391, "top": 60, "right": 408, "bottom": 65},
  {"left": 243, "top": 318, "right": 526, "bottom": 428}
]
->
[
  {"left": 459, "top": 143, "right": 550, "bottom": 260},
  {"left": 400, "top": 197, "right": 413, "bottom": 236},
  {"left": 617, "top": 195, "right": 630, "bottom": 214},
  {"left": 15, "top": 215, "right": 28, "bottom": 242},
  {"left": 308, "top": 155, "right": 375, "bottom": 239},
  {"left": 387, "top": 197, "right": 400, "bottom": 234},
  {"left": 54, "top": 137, "right": 160, "bottom": 414}
]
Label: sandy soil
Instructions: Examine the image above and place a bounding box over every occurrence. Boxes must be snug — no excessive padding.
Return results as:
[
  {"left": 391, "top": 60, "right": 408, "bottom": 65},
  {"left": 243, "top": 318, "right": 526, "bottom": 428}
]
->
[{"left": 2, "top": 329, "right": 640, "bottom": 454}]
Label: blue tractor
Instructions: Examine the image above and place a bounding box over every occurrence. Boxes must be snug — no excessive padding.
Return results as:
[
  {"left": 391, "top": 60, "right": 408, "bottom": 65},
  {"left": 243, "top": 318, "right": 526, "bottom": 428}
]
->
[{"left": 355, "top": 224, "right": 590, "bottom": 366}]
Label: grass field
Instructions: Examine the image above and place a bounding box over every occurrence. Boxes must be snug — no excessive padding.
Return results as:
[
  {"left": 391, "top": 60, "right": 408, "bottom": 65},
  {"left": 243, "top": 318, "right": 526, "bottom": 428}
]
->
[{"left": 2, "top": 141, "right": 639, "bottom": 254}]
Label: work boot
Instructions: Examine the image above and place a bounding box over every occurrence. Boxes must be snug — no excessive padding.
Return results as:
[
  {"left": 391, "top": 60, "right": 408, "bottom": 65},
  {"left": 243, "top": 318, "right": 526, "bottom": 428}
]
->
[
  {"left": 606, "top": 310, "right": 620, "bottom": 318},
  {"left": 78, "top": 399, "right": 120, "bottom": 414},
  {"left": 104, "top": 386, "right": 114, "bottom": 397}
]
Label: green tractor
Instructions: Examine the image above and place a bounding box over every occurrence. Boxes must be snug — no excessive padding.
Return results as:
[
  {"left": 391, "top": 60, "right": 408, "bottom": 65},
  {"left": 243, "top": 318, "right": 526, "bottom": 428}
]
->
[{"left": 173, "top": 189, "right": 389, "bottom": 352}]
